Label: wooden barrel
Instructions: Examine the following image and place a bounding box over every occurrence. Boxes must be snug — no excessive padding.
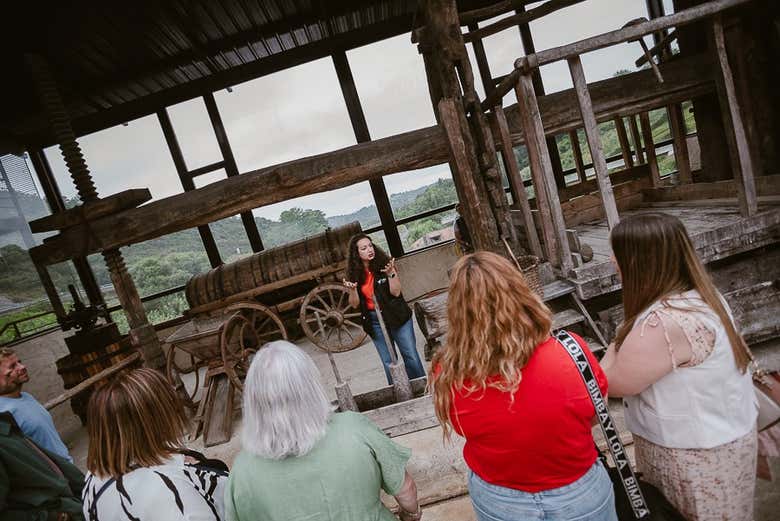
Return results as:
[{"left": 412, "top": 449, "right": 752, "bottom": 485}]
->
[
  {"left": 56, "top": 337, "right": 138, "bottom": 424},
  {"left": 185, "top": 221, "right": 362, "bottom": 309}
]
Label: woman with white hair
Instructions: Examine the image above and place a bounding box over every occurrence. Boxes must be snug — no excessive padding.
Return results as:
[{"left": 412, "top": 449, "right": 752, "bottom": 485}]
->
[{"left": 225, "top": 340, "right": 422, "bottom": 521}]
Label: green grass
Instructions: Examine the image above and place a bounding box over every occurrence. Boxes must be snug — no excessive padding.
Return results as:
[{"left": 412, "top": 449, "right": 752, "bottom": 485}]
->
[{"left": 0, "top": 302, "right": 58, "bottom": 344}]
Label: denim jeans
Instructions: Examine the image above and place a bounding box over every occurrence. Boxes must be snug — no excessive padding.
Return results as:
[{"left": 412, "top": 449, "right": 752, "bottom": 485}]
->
[
  {"left": 368, "top": 311, "right": 426, "bottom": 385},
  {"left": 468, "top": 460, "right": 617, "bottom": 521}
]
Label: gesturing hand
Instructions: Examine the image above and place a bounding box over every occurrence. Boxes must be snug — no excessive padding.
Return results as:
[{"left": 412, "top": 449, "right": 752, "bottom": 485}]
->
[
  {"left": 381, "top": 258, "right": 397, "bottom": 276},
  {"left": 342, "top": 278, "right": 357, "bottom": 290}
]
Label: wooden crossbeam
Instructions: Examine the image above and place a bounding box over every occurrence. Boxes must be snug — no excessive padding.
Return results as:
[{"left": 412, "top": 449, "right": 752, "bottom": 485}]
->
[{"left": 29, "top": 56, "right": 715, "bottom": 266}]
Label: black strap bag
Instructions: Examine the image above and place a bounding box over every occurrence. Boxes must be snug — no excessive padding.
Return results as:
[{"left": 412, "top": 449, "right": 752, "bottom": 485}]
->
[{"left": 556, "top": 330, "right": 686, "bottom": 521}]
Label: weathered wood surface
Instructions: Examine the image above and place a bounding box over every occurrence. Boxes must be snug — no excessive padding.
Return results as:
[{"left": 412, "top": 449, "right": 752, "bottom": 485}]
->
[
  {"left": 568, "top": 55, "right": 619, "bottom": 229},
  {"left": 628, "top": 115, "right": 645, "bottom": 164},
  {"left": 516, "top": 73, "right": 573, "bottom": 272},
  {"left": 29, "top": 189, "right": 151, "bottom": 233},
  {"left": 185, "top": 222, "right": 358, "bottom": 309},
  {"left": 494, "top": 107, "right": 543, "bottom": 257},
  {"left": 562, "top": 178, "right": 650, "bottom": 227},
  {"left": 569, "top": 130, "right": 587, "bottom": 182},
  {"left": 44, "top": 351, "right": 142, "bottom": 410},
  {"left": 30, "top": 55, "right": 716, "bottom": 266},
  {"left": 571, "top": 207, "right": 780, "bottom": 299},
  {"left": 464, "top": 0, "right": 585, "bottom": 42},
  {"left": 725, "top": 281, "right": 780, "bottom": 346},
  {"left": 711, "top": 16, "right": 758, "bottom": 216},
  {"left": 642, "top": 175, "right": 780, "bottom": 202},
  {"left": 561, "top": 164, "right": 649, "bottom": 203},
  {"left": 668, "top": 103, "right": 692, "bottom": 184},
  {"left": 614, "top": 117, "right": 634, "bottom": 169},
  {"left": 515, "top": 0, "right": 751, "bottom": 68},
  {"left": 639, "top": 111, "right": 662, "bottom": 188}
]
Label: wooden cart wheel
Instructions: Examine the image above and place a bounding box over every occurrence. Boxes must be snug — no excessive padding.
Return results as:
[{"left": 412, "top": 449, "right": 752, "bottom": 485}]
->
[
  {"left": 220, "top": 302, "right": 287, "bottom": 391},
  {"left": 166, "top": 344, "right": 201, "bottom": 411},
  {"left": 300, "top": 283, "right": 367, "bottom": 353}
]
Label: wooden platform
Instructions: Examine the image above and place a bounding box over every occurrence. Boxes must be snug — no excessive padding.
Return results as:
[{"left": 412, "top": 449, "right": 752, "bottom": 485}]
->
[{"left": 569, "top": 203, "right": 780, "bottom": 299}]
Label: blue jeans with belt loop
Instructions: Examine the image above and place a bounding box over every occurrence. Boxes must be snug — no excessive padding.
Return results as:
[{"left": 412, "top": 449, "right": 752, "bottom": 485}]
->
[
  {"left": 468, "top": 460, "right": 618, "bottom": 521},
  {"left": 368, "top": 311, "right": 426, "bottom": 385}
]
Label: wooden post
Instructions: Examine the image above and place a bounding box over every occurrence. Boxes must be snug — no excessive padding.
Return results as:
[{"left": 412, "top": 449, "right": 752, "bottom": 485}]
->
[
  {"left": 515, "top": 6, "right": 567, "bottom": 190},
  {"left": 493, "top": 107, "right": 543, "bottom": 258},
  {"left": 668, "top": 104, "right": 693, "bottom": 184},
  {"left": 614, "top": 117, "right": 634, "bottom": 169},
  {"left": 711, "top": 16, "right": 757, "bottom": 216},
  {"left": 628, "top": 115, "right": 646, "bottom": 164},
  {"left": 569, "top": 130, "right": 587, "bottom": 183},
  {"left": 514, "top": 73, "right": 573, "bottom": 273},
  {"left": 438, "top": 99, "right": 498, "bottom": 252},
  {"left": 639, "top": 112, "right": 662, "bottom": 188},
  {"left": 568, "top": 56, "right": 620, "bottom": 230}
]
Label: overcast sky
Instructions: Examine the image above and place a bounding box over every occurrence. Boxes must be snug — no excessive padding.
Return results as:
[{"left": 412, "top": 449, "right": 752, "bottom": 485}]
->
[{"left": 43, "top": 0, "right": 673, "bottom": 221}]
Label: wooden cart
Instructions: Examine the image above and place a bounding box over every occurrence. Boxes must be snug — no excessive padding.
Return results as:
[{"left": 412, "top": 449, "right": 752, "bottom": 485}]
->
[{"left": 165, "top": 221, "right": 367, "bottom": 445}]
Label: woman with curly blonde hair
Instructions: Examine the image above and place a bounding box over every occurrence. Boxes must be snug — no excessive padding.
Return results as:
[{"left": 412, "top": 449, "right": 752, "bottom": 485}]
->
[{"left": 433, "top": 252, "right": 616, "bottom": 521}]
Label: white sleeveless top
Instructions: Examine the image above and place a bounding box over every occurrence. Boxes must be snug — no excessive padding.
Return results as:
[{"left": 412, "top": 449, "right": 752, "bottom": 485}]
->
[{"left": 623, "top": 290, "right": 757, "bottom": 449}]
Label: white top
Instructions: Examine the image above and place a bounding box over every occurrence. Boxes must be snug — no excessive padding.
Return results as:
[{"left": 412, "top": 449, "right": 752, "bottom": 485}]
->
[
  {"left": 82, "top": 453, "right": 227, "bottom": 521},
  {"left": 623, "top": 290, "right": 758, "bottom": 449}
]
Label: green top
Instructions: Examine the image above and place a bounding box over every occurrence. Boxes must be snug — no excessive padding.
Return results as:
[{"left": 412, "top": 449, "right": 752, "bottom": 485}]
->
[
  {"left": 225, "top": 411, "right": 411, "bottom": 521},
  {"left": 0, "top": 412, "right": 85, "bottom": 521}
]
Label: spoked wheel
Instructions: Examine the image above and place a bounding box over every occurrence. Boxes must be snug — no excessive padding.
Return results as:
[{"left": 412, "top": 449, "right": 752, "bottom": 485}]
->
[
  {"left": 220, "top": 302, "right": 287, "bottom": 391},
  {"left": 166, "top": 344, "right": 202, "bottom": 411},
  {"left": 300, "top": 283, "right": 367, "bottom": 353}
]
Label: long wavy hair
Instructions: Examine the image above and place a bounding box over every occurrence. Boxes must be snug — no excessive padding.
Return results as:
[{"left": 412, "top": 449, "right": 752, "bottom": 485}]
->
[
  {"left": 345, "top": 233, "right": 392, "bottom": 284},
  {"left": 433, "top": 251, "right": 552, "bottom": 438},
  {"left": 611, "top": 213, "right": 750, "bottom": 372},
  {"left": 86, "top": 368, "right": 188, "bottom": 478}
]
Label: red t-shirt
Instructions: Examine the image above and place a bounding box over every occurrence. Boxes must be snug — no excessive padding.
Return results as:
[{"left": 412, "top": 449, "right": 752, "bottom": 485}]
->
[
  {"left": 449, "top": 333, "right": 607, "bottom": 492},
  {"left": 361, "top": 269, "right": 375, "bottom": 311}
]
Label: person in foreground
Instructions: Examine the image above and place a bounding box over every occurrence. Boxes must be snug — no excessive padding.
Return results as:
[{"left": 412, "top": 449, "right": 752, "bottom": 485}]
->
[
  {"left": 0, "top": 411, "right": 84, "bottom": 521},
  {"left": 432, "top": 252, "right": 617, "bottom": 521},
  {"left": 0, "top": 347, "right": 73, "bottom": 461},
  {"left": 82, "top": 368, "right": 227, "bottom": 520},
  {"left": 343, "top": 233, "right": 426, "bottom": 384},
  {"left": 600, "top": 213, "right": 758, "bottom": 521},
  {"left": 225, "top": 340, "right": 421, "bottom": 521}
]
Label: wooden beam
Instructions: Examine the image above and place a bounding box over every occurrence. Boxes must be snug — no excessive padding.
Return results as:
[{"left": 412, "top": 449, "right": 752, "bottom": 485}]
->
[
  {"left": 459, "top": 1, "right": 527, "bottom": 25},
  {"left": 668, "top": 103, "right": 692, "bottom": 183},
  {"left": 44, "top": 352, "right": 141, "bottom": 410},
  {"left": 14, "top": 15, "right": 417, "bottom": 149},
  {"left": 438, "top": 98, "right": 498, "bottom": 252},
  {"left": 29, "top": 189, "right": 151, "bottom": 233},
  {"left": 639, "top": 111, "right": 662, "bottom": 187},
  {"left": 30, "top": 124, "right": 448, "bottom": 266},
  {"left": 500, "top": 53, "right": 715, "bottom": 145},
  {"left": 464, "top": 0, "right": 586, "bottom": 43},
  {"left": 515, "top": 73, "right": 573, "bottom": 273},
  {"left": 711, "top": 16, "right": 757, "bottom": 216},
  {"left": 493, "top": 107, "right": 543, "bottom": 257},
  {"left": 614, "top": 117, "right": 634, "bottom": 169},
  {"left": 628, "top": 115, "right": 645, "bottom": 164},
  {"left": 568, "top": 55, "right": 620, "bottom": 229},
  {"left": 332, "top": 51, "right": 404, "bottom": 257},
  {"left": 642, "top": 175, "right": 780, "bottom": 202},
  {"left": 515, "top": 0, "right": 752, "bottom": 68},
  {"left": 30, "top": 56, "right": 715, "bottom": 265},
  {"left": 636, "top": 29, "right": 679, "bottom": 67},
  {"left": 569, "top": 130, "right": 587, "bottom": 182}
]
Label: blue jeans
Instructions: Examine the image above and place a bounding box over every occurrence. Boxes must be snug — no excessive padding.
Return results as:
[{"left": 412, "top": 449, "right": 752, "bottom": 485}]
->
[
  {"left": 368, "top": 312, "right": 426, "bottom": 385},
  {"left": 468, "top": 461, "right": 617, "bottom": 521}
]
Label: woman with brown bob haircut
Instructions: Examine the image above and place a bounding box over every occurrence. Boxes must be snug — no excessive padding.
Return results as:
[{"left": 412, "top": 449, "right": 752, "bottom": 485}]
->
[
  {"left": 82, "top": 368, "right": 227, "bottom": 521},
  {"left": 433, "top": 252, "right": 616, "bottom": 521},
  {"left": 601, "top": 213, "right": 757, "bottom": 521}
]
